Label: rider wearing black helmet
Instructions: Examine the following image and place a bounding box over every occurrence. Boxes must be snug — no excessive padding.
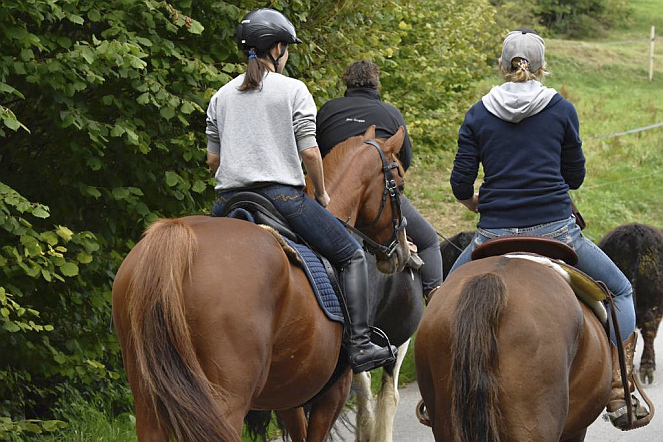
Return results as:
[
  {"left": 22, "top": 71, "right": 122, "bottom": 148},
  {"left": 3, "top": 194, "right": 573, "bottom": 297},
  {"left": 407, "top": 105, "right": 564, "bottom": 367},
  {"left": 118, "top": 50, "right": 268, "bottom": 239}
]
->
[{"left": 206, "top": 8, "right": 397, "bottom": 374}]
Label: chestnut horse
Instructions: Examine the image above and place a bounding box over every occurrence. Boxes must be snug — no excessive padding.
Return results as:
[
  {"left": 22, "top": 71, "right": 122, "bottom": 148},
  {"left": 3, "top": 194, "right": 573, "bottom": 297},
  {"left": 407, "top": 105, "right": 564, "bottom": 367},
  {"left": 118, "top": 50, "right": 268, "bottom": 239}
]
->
[
  {"left": 112, "top": 126, "right": 410, "bottom": 441},
  {"left": 415, "top": 255, "right": 612, "bottom": 442}
]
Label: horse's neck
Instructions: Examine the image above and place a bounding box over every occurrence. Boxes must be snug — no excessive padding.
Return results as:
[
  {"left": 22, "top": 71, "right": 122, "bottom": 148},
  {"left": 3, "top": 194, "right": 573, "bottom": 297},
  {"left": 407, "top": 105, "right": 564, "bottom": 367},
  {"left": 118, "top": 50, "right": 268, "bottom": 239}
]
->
[{"left": 323, "top": 148, "right": 372, "bottom": 225}]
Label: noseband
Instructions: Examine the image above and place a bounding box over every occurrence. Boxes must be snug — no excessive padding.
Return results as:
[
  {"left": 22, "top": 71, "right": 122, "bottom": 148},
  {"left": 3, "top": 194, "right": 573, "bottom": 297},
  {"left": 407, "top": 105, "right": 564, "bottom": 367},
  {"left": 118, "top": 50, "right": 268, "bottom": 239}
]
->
[{"left": 337, "top": 140, "right": 407, "bottom": 257}]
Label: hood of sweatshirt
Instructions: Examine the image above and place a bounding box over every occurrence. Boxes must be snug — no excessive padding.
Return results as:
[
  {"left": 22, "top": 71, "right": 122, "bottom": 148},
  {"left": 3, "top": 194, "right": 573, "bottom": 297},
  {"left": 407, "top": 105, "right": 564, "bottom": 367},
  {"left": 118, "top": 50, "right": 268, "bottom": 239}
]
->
[{"left": 481, "top": 81, "right": 558, "bottom": 123}]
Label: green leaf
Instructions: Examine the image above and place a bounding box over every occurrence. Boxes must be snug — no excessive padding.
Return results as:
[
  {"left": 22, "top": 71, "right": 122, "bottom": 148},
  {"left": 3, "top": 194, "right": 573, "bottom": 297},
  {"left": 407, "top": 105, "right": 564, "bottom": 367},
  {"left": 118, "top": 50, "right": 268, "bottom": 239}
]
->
[
  {"left": 40, "top": 231, "right": 58, "bottom": 245},
  {"left": 41, "top": 269, "right": 52, "bottom": 282},
  {"left": 76, "top": 251, "right": 93, "bottom": 264},
  {"left": 165, "top": 171, "right": 179, "bottom": 187},
  {"left": 88, "top": 9, "right": 102, "bottom": 22},
  {"left": 3, "top": 322, "right": 20, "bottom": 332},
  {"left": 181, "top": 101, "right": 195, "bottom": 114},
  {"left": 160, "top": 106, "right": 175, "bottom": 120},
  {"left": 111, "top": 125, "right": 126, "bottom": 137},
  {"left": 192, "top": 180, "right": 206, "bottom": 193},
  {"left": 32, "top": 206, "right": 49, "bottom": 218},
  {"left": 55, "top": 226, "right": 74, "bottom": 242},
  {"left": 59, "top": 262, "right": 79, "bottom": 277},
  {"left": 112, "top": 188, "right": 130, "bottom": 200},
  {"left": 137, "top": 92, "right": 150, "bottom": 105},
  {"left": 188, "top": 20, "right": 204, "bottom": 34},
  {"left": 3, "top": 115, "right": 21, "bottom": 131}
]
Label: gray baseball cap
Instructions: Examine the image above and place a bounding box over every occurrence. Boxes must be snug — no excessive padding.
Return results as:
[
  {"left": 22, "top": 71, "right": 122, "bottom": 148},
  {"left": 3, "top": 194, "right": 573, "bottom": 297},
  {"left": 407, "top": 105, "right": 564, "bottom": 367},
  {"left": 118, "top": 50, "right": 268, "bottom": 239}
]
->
[{"left": 501, "top": 28, "right": 545, "bottom": 72}]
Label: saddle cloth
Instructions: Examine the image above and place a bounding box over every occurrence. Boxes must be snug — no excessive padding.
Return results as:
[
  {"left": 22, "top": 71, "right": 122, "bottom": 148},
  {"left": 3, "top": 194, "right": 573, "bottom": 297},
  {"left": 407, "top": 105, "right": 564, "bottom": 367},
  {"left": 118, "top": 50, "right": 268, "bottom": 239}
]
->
[{"left": 281, "top": 237, "right": 344, "bottom": 324}]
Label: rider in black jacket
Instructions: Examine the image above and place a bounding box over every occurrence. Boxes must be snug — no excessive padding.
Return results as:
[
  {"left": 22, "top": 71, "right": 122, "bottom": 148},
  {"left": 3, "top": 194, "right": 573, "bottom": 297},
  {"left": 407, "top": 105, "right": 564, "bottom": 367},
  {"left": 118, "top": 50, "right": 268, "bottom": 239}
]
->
[{"left": 317, "top": 60, "right": 443, "bottom": 299}]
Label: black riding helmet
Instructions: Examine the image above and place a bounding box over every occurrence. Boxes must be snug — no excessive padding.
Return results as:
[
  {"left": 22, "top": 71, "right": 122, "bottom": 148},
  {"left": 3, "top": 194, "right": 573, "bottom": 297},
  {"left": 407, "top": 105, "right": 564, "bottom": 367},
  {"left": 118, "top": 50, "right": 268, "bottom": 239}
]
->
[{"left": 236, "top": 8, "right": 302, "bottom": 71}]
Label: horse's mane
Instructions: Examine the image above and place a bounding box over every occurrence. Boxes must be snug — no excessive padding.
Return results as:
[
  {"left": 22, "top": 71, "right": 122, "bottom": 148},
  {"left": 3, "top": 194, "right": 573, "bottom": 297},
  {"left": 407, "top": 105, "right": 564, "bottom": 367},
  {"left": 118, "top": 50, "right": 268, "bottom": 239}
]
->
[
  {"left": 323, "top": 134, "right": 404, "bottom": 174},
  {"left": 323, "top": 134, "right": 365, "bottom": 172}
]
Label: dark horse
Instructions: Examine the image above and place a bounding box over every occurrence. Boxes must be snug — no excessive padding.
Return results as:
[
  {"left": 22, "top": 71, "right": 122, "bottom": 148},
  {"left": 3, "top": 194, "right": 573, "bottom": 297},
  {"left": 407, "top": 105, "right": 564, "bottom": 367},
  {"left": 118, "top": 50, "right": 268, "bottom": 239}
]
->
[
  {"left": 112, "top": 126, "right": 412, "bottom": 441},
  {"left": 599, "top": 223, "right": 663, "bottom": 384},
  {"left": 415, "top": 255, "right": 612, "bottom": 441},
  {"left": 440, "top": 231, "right": 473, "bottom": 280}
]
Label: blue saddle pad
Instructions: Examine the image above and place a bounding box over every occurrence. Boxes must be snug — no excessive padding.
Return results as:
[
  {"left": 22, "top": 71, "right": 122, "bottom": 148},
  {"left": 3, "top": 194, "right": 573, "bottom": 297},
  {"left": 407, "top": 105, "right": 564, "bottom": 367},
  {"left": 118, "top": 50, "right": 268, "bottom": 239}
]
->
[{"left": 282, "top": 237, "right": 344, "bottom": 324}]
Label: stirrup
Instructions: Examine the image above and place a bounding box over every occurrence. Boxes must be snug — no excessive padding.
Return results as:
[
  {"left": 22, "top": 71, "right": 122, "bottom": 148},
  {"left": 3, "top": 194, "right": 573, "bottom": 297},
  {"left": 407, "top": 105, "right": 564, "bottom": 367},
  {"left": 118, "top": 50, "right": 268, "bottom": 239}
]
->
[
  {"left": 603, "top": 373, "right": 655, "bottom": 430},
  {"left": 416, "top": 399, "right": 431, "bottom": 427},
  {"left": 349, "top": 327, "right": 397, "bottom": 373}
]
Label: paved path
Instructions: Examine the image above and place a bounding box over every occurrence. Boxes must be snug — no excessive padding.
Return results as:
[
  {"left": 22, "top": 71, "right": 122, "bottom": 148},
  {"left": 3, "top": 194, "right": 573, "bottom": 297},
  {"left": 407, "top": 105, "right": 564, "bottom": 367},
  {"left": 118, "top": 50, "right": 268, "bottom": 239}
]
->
[{"left": 328, "top": 333, "right": 661, "bottom": 441}]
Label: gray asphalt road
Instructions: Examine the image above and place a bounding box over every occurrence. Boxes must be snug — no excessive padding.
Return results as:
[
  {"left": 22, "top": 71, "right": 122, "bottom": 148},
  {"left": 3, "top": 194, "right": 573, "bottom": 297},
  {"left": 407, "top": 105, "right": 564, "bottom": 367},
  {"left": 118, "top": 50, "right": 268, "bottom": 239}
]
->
[{"left": 329, "top": 332, "right": 661, "bottom": 441}]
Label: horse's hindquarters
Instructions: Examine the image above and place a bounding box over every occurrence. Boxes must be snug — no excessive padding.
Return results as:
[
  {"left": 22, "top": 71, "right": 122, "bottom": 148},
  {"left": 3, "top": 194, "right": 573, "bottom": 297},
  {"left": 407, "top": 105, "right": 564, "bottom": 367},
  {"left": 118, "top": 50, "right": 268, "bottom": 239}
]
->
[
  {"left": 415, "top": 257, "right": 594, "bottom": 442},
  {"left": 113, "top": 217, "right": 345, "bottom": 439},
  {"left": 181, "top": 217, "right": 344, "bottom": 411}
]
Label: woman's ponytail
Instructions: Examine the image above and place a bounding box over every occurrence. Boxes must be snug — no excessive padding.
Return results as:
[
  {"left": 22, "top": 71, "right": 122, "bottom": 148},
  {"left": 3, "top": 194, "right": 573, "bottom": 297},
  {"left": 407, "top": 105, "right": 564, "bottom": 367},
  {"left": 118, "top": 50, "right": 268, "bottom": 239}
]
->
[
  {"left": 500, "top": 57, "right": 548, "bottom": 83},
  {"left": 238, "top": 48, "right": 267, "bottom": 91}
]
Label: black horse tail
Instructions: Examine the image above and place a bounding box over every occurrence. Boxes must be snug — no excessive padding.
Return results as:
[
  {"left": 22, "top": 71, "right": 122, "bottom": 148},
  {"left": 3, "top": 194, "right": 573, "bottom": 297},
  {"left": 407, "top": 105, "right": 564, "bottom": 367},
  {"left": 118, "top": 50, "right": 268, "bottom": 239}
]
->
[
  {"left": 450, "top": 272, "right": 506, "bottom": 442},
  {"left": 244, "top": 410, "right": 290, "bottom": 442}
]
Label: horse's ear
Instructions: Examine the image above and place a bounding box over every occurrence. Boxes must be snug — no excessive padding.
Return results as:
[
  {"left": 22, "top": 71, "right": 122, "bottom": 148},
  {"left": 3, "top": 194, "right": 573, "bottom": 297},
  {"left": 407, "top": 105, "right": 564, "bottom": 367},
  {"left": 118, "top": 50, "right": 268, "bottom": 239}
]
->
[
  {"left": 383, "top": 126, "right": 405, "bottom": 156},
  {"left": 362, "top": 125, "right": 376, "bottom": 141}
]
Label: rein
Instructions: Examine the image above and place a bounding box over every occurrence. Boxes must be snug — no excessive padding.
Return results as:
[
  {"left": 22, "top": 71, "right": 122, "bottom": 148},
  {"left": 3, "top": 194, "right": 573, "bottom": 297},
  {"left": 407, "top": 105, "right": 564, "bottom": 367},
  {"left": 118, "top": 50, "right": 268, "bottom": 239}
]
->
[{"left": 337, "top": 140, "right": 407, "bottom": 258}]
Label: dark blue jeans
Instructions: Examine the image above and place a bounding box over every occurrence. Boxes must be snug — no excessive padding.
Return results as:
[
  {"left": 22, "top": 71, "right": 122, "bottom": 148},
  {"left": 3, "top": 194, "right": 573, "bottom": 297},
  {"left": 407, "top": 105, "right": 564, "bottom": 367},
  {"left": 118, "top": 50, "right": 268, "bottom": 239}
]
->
[{"left": 212, "top": 184, "right": 361, "bottom": 267}]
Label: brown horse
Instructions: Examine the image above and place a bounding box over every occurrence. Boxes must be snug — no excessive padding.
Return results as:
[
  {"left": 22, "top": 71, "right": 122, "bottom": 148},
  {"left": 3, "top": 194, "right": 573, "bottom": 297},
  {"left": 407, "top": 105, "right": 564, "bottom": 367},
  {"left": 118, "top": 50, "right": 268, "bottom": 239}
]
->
[
  {"left": 415, "top": 255, "right": 612, "bottom": 442},
  {"left": 112, "top": 125, "right": 410, "bottom": 441}
]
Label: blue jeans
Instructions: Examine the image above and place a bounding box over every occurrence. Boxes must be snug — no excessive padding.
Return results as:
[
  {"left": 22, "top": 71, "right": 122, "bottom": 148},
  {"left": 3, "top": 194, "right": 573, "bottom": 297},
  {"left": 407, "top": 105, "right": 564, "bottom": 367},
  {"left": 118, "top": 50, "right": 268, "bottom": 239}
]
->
[
  {"left": 211, "top": 184, "right": 361, "bottom": 267},
  {"left": 401, "top": 197, "right": 443, "bottom": 295},
  {"left": 448, "top": 216, "right": 635, "bottom": 344}
]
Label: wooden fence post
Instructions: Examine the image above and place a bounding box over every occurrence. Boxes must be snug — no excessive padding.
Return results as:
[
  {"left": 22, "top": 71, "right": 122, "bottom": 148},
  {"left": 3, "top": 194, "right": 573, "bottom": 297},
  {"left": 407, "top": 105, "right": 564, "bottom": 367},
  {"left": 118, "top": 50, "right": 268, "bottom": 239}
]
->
[{"left": 650, "top": 26, "right": 655, "bottom": 82}]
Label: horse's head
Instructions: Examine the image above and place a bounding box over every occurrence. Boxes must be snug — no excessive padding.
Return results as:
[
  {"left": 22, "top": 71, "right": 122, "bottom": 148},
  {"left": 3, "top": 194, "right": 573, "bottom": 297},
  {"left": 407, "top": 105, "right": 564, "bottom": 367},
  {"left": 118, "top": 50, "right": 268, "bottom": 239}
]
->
[{"left": 320, "top": 125, "right": 411, "bottom": 274}]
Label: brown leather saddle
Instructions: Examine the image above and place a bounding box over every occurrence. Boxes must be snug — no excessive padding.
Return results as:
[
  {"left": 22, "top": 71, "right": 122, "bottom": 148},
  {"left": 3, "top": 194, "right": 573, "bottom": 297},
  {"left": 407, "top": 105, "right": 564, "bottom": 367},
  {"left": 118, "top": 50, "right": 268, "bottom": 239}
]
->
[{"left": 471, "top": 234, "right": 579, "bottom": 265}]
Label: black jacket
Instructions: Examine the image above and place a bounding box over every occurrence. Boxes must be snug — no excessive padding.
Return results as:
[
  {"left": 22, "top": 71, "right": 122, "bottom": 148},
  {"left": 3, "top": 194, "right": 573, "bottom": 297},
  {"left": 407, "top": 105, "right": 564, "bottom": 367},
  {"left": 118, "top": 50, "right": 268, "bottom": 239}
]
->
[{"left": 316, "top": 88, "right": 412, "bottom": 171}]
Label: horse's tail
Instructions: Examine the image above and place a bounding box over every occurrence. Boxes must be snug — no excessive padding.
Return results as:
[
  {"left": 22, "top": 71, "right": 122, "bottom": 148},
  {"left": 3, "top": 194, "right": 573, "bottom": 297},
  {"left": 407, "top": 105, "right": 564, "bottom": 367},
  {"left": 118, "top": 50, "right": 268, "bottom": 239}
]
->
[
  {"left": 125, "top": 218, "right": 238, "bottom": 441},
  {"left": 450, "top": 272, "right": 506, "bottom": 442}
]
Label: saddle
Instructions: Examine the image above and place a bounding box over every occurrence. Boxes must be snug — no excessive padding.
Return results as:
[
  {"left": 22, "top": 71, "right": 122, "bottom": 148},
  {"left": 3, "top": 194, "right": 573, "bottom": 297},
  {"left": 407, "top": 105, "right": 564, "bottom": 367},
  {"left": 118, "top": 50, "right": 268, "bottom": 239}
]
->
[
  {"left": 222, "top": 192, "right": 300, "bottom": 242},
  {"left": 221, "top": 192, "right": 344, "bottom": 322},
  {"left": 472, "top": 235, "right": 607, "bottom": 324}
]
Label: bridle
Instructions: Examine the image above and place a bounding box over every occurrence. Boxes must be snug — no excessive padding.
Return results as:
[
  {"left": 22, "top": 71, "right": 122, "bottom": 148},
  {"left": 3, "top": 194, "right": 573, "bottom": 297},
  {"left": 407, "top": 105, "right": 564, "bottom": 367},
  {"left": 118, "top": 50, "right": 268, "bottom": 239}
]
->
[{"left": 337, "top": 140, "right": 407, "bottom": 258}]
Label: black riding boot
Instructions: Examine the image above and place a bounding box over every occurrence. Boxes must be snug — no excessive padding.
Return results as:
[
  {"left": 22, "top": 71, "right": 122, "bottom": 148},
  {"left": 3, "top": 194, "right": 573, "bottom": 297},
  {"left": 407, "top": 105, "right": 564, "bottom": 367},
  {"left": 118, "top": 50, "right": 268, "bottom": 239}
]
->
[{"left": 340, "top": 249, "right": 397, "bottom": 373}]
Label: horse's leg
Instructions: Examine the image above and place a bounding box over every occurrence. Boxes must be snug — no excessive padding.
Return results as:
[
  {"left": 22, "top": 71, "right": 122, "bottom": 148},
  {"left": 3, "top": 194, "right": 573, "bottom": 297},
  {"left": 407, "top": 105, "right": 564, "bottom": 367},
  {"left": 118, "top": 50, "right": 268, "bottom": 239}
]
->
[
  {"left": 353, "top": 371, "right": 375, "bottom": 442},
  {"left": 640, "top": 308, "right": 662, "bottom": 384},
  {"left": 306, "top": 370, "right": 353, "bottom": 442},
  {"left": 372, "top": 339, "right": 410, "bottom": 442},
  {"left": 125, "top": 362, "right": 169, "bottom": 441},
  {"left": 277, "top": 408, "right": 308, "bottom": 442}
]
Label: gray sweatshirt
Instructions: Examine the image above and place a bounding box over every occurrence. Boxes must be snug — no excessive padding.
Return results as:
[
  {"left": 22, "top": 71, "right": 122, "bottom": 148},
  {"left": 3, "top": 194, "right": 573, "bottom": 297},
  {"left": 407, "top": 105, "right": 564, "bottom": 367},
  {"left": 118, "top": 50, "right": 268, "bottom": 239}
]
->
[{"left": 206, "top": 72, "right": 318, "bottom": 191}]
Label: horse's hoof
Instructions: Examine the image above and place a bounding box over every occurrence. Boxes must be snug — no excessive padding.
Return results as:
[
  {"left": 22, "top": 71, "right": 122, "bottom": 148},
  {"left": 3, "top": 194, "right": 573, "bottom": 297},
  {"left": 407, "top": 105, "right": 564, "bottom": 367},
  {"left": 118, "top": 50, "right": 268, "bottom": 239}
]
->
[{"left": 640, "top": 366, "right": 655, "bottom": 384}]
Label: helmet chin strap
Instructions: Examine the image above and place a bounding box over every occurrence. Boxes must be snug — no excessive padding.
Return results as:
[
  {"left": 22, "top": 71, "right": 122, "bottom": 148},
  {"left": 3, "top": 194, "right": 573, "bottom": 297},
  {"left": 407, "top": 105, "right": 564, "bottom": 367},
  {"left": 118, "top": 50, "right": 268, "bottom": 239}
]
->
[{"left": 267, "top": 44, "right": 287, "bottom": 72}]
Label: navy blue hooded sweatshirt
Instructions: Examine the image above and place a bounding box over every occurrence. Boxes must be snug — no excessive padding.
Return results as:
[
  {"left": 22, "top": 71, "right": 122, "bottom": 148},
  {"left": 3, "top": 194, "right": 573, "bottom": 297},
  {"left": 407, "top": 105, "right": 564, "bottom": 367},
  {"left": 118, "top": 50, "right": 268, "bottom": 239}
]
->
[{"left": 451, "top": 81, "right": 585, "bottom": 228}]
